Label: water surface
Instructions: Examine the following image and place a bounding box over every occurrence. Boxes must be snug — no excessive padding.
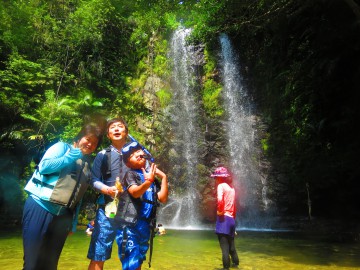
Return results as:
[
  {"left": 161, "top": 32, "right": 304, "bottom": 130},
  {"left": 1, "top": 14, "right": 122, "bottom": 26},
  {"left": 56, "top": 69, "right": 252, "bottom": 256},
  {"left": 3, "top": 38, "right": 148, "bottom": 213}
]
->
[{"left": 1, "top": 229, "right": 359, "bottom": 269}]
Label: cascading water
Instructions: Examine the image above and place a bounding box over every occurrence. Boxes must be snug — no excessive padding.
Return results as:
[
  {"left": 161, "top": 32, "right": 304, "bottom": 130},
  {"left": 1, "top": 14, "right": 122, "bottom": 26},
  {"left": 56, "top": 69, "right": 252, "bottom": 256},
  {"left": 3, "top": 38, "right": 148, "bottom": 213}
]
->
[
  {"left": 158, "top": 29, "right": 272, "bottom": 230},
  {"left": 158, "top": 28, "right": 203, "bottom": 229},
  {"left": 219, "top": 33, "right": 271, "bottom": 228}
]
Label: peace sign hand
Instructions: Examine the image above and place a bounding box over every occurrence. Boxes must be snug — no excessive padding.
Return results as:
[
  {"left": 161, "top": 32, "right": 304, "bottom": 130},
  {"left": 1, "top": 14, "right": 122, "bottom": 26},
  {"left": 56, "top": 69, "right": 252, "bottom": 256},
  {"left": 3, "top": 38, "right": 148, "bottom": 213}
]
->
[{"left": 142, "top": 163, "right": 157, "bottom": 183}]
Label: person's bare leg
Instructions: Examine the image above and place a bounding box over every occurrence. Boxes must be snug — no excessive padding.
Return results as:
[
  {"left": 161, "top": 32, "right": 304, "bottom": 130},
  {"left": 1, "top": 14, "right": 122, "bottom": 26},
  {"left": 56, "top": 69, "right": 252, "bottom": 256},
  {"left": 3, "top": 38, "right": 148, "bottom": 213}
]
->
[{"left": 88, "top": 260, "right": 105, "bottom": 270}]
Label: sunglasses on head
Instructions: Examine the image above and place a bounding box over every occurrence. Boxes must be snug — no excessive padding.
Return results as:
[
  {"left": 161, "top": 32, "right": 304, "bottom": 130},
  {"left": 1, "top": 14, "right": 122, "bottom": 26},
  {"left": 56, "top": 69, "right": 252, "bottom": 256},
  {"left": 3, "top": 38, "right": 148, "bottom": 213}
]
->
[{"left": 122, "top": 141, "right": 140, "bottom": 154}]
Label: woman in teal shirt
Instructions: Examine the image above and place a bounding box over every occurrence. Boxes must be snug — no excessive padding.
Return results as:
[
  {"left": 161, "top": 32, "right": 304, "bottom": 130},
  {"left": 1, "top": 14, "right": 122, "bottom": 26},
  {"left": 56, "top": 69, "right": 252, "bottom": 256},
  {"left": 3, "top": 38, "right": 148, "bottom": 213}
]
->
[{"left": 22, "top": 124, "right": 103, "bottom": 270}]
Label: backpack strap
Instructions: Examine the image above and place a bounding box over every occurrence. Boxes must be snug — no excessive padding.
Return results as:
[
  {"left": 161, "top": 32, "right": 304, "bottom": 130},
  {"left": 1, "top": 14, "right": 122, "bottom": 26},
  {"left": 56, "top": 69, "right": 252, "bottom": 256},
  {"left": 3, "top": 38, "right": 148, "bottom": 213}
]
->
[
  {"left": 101, "top": 147, "right": 112, "bottom": 180},
  {"left": 66, "top": 159, "right": 86, "bottom": 210}
]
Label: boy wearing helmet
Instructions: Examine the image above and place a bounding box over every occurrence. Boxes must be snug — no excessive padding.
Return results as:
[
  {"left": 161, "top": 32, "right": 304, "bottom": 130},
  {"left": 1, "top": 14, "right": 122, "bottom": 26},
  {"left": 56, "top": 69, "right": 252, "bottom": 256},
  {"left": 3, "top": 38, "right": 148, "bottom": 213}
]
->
[
  {"left": 211, "top": 166, "right": 239, "bottom": 269},
  {"left": 115, "top": 141, "right": 168, "bottom": 270}
]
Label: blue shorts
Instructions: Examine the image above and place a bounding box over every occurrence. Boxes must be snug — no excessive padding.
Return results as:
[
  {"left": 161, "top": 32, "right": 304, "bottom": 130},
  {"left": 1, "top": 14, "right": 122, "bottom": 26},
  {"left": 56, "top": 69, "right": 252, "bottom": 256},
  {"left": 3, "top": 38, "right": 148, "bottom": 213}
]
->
[
  {"left": 87, "top": 208, "right": 119, "bottom": 261},
  {"left": 215, "top": 215, "right": 236, "bottom": 237},
  {"left": 116, "top": 219, "right": 151, "bottom": 270}
]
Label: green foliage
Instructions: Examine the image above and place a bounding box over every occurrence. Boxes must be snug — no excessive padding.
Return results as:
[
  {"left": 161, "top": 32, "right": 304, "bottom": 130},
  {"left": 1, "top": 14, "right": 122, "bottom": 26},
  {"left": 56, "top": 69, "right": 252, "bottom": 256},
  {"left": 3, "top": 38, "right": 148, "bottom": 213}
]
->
[
  {"left": 20, "top": 90, "right": 76, "bottom": 141},
  {"left": 203, "top": 48, "right": 217, "bottom": 75},
  {"left": 152, "top": 38, "right": 170, "bottom": 77},
  {"left": 163, "top": 12, "right": 181, "bottom": 30},
  {"left": 202, "top": 79, "right": 223, "bottom": 117},
  {"left": 261, "top": 138, "right": 269, "bottom": 152},
  {"left": 184, "top": 0, "right": 225, "bottom": 43},
  {"left": 0, "top": 1, "right": 38, "bottom": 53},
  {"left": 156, "top": 88, "right": 172, "bottom": 108},
  {"left": 66, "top": 0, "right": 112, "bottom": 44},
  {"left": 153, "top": 55, "right": 168, "bottom": 77},
  {"left": 202, "top": 47, "right": 223, "bottom": 117},
  {"left": 0, "top": 53, "right": 58, "bottom": 93},
  {"left": 1, "top": 0, "right": 360, "bottom": 225}
]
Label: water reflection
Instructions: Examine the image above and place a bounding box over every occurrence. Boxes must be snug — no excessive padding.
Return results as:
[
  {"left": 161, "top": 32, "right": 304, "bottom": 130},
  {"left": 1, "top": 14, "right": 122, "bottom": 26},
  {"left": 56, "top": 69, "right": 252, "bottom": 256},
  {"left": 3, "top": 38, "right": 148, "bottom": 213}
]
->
[
  {"left": 0, "top": 229, "right": 359, "bottom": 269},
  {"left": 154, "top": 230, "right": 360, "bottom": 270}
]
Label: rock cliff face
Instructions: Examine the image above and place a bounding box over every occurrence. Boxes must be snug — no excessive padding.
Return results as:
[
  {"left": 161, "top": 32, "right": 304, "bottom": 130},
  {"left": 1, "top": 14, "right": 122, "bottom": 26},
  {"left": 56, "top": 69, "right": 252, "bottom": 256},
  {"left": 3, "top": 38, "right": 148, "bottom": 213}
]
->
[
  {"left": 199, "top": 181, "right": 217, "bottom": 223},
  {"left": 138, "top": 74, "right": 167, "bottom": 147},
  {"left": 139, "top": 40, "right": 224, "bottom": 225}
]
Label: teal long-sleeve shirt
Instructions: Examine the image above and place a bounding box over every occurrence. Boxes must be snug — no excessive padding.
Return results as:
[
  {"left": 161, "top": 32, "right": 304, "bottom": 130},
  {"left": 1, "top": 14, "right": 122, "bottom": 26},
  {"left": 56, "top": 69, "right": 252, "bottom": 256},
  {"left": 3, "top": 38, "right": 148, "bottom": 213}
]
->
[{"left": 24, "top": 141, "right": 85, "bottom": 231}]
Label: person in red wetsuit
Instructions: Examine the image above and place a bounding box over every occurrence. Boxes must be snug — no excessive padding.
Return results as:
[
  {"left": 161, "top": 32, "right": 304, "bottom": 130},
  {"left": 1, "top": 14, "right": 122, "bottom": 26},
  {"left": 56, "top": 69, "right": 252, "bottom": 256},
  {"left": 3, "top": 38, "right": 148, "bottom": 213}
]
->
[{"left": 211, "top": 166, "right": 239, "bottom": 270}]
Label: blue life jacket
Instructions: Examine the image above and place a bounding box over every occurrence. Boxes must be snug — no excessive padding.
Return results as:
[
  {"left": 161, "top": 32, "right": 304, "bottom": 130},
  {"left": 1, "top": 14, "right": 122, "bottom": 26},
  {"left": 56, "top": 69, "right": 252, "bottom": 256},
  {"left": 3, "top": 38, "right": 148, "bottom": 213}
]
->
[{"left": 115, "top": 169, "right": 159, "bottom": 226}]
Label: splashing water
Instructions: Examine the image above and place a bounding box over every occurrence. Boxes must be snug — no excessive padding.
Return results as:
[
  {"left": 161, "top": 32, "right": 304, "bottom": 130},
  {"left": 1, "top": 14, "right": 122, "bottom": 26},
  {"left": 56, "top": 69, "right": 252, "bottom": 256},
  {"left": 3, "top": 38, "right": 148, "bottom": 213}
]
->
[
  {"left": 219, "top": 33, "right": 271, "bottom": 228},
  {"left": 159, "top": 28, "right": 202, "bottom": 229},
  {"left": 158, "top": 30, "right": 272, "bottom": 230}
]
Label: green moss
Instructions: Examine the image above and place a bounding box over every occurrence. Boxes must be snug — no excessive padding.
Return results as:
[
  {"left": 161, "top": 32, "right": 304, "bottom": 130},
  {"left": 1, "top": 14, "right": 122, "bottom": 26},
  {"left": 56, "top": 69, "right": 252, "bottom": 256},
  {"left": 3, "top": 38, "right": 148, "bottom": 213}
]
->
[
  {"left": 153, "top": 54, "right": 168, "bottom": 77},
  {"left": 203, "top": 79, "right": 223, "bottom": 117},
  {"left": 203, "top": 49, "right": 217, "bottom": 75},
  {"left": 156, "top": 88, "right": 172, "bottom": 108},
  {"left": 261, "top": 138, "right": 269, "bottom": 152},
  {"left": 201, "top": 47, "right": 224, "bottom": 117}
]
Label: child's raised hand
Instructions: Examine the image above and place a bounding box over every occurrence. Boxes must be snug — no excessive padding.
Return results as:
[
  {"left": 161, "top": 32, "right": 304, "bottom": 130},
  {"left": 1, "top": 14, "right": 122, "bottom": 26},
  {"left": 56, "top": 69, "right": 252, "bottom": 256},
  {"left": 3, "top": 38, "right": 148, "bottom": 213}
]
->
[{"left": 142, "top": 163, "right": 157, "bottom": 183}]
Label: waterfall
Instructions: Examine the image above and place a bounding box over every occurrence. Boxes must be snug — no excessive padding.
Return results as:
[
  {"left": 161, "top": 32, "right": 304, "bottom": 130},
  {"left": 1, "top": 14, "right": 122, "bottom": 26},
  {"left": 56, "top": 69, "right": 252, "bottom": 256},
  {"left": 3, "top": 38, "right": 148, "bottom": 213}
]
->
[
  {"left": 158, "top": 28, "right": 203, "bottom": 229},
  {"left": 158, "top": 30, "right": 272, "bottom": 230},
  {"left": 219, "top": 33, "right": 270, "bottom": 228}
]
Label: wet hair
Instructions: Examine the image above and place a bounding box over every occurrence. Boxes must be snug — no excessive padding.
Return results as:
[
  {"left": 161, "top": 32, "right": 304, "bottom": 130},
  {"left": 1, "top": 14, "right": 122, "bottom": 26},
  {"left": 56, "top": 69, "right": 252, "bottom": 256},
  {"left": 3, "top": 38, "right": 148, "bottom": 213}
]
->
[
  {"left": 106, "top": 117, "right": 128, "bottom": 133},
  {"left": 74, "top": 124, "right": 104, "bottom": 149}
]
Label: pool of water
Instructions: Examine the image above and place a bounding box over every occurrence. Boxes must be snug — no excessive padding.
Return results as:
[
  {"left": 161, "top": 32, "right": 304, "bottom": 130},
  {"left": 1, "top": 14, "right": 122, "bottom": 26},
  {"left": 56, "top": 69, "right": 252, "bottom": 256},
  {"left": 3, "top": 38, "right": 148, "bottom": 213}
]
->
[{"left": 1, "top": 229, "right": 359, "bottom": 269}]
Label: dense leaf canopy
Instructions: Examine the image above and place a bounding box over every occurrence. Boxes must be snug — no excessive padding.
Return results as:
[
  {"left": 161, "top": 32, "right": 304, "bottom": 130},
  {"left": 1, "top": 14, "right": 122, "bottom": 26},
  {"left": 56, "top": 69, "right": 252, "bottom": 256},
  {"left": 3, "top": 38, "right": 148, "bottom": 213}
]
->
[{"left": 1, "top": 0, "right": 359, "bottom": 227}]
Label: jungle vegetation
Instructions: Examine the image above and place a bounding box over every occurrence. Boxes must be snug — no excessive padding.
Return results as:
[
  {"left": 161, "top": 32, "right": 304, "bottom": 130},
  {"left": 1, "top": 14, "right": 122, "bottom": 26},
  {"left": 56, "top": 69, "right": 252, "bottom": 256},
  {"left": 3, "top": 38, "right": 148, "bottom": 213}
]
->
[{"left": 1, "top": 0, "right": 359, "bottom": 228}]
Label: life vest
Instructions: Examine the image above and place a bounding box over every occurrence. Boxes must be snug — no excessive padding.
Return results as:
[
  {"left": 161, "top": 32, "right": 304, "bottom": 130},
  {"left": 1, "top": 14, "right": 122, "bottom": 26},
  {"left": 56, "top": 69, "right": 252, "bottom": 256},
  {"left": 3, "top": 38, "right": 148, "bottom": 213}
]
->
[
  {"left": 31, "top": 158, "right": 90, "bottom": 210},
  {"left": 96, "top": 146, "right": 129, "bottom": 205},
  {"left": 100, "top": 147, "right": 112, "bottom": 180},
  {"left": 116, "top": 169, "right": 161, "bottom": 267},
  {"left": 115, "top": 170, "right": 159, "bottom": 226}
]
